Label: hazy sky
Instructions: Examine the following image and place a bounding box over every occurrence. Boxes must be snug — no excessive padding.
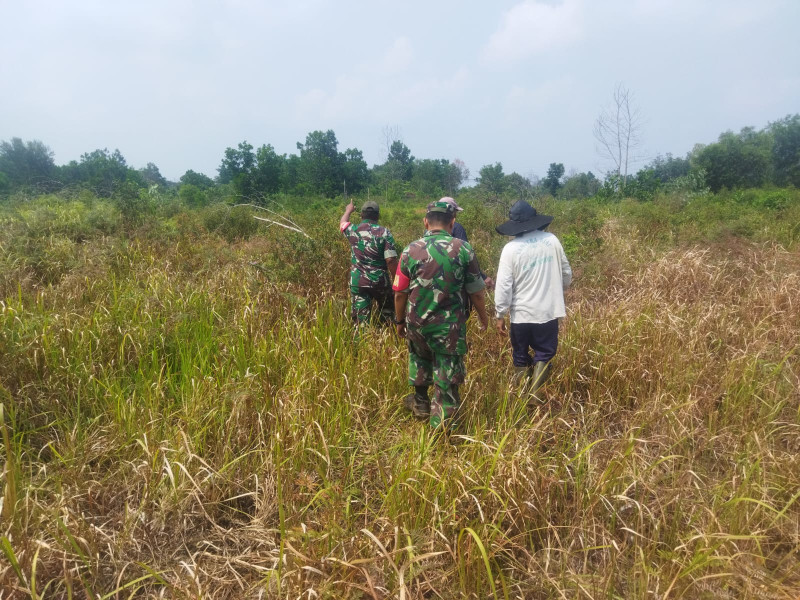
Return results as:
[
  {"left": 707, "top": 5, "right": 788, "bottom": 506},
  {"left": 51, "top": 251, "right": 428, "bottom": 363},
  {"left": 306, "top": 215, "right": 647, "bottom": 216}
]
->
[{"left": 3, "top": 0, "right": 798, "bottom": 182}]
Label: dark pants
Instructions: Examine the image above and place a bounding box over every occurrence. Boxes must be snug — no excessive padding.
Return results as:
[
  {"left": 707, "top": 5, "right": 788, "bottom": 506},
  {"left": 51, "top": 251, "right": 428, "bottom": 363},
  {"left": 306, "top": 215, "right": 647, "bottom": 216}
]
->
[
  {"left": 350, "top": 287, "right": 393, "bottom": 324},
  {"left": 509, "top": 319, "right": 559, "bottom": 366}
]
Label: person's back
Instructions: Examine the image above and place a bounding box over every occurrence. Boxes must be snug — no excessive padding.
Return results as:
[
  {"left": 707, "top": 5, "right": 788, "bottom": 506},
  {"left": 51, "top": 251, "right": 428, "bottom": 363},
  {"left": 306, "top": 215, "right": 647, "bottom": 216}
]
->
[
  {"left": 393, "top": 200, "right": 488, "bottom": 429},
  {"left": 340, "top": 200, "right": 398, "bottom": 324},
  {"left": 402, "top": 231, "right": 477, "bottom": 354},
  {"left": 495, "top": 229, "right": 571, "bottom": 324},
  {"left": 494, "top": 200, "right": 572, "bottom": 404},
  {"left": 345, "top": 220, "right": 394, "bottom": 292}
]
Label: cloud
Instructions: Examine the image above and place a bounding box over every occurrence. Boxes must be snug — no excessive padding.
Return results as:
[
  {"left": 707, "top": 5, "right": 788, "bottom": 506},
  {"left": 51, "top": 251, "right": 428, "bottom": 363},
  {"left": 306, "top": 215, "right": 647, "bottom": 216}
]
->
[
  {"left": 502, "top": 78, "right": 576, "bottom": 128},
  {"left": 482, "top": 0, "right": 584, "bottom": 64},
  {"left": 381, "top": 37, "right": 414, "bottom": 73},
  {"left": 293, "top": 37, "right": 469, "bottom": 123}
]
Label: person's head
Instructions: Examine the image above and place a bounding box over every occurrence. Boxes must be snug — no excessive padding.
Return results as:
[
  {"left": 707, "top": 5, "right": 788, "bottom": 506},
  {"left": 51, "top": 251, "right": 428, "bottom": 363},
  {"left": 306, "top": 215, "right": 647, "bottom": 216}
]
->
[
  {"left": 361, "top": 200, "right": 380, "bottom": 221},
  {"left": 424, "top": 200, "right": 456, "bottom": 233},
  {"left": 495, "top": 200, "right": 553, "bottom": 237}
]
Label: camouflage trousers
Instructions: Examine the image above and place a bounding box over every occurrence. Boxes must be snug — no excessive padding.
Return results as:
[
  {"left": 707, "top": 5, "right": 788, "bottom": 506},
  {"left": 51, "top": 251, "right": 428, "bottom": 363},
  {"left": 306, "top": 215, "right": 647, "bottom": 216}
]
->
[
  {"left": 351, "top": 287, "right": 394, "bottom": 325},
  {"left": 408, "top": 335, "right": 465, "bottom": 429}
]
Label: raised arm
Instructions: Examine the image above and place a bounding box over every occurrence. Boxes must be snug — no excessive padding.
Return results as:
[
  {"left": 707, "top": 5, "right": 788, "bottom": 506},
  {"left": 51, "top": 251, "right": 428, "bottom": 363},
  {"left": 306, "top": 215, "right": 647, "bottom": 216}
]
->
[{"left": 339, "top": 200, "right": 355, "bottom": 230}]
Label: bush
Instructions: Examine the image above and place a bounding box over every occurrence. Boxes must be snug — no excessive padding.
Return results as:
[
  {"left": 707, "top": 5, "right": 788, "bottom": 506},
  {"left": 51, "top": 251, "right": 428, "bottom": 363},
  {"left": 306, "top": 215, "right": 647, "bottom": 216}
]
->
[{"left": 201, "top": 203, "right": 260, "bottom": 242}]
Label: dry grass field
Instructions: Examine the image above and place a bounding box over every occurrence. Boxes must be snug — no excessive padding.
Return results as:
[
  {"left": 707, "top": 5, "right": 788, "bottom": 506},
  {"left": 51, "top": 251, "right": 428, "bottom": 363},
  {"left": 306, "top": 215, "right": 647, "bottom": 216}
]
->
[{"left": 1, "top": 190, "right": 799, "bottom": 598}]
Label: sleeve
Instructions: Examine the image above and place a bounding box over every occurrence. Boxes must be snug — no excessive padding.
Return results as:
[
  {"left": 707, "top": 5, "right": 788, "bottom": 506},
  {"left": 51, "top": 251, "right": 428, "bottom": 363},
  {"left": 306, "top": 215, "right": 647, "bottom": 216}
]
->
[
  {"left": 556, "top": 239, "right": 572, "bottom": 289},
  {"left": 494, "top": 245, "right": 514, "bottom": 318},
  {"left": 392, "top": 249, "right": 411, "bottom": 292},
  {"left": 384, "top": 229, "right": 398, "bottom": 260},
  {"left": 340, "top": 221, "right": 352, "bottom": 235},
  {"left": 462, "top": 243, "right": 486, "bottom": 295}
]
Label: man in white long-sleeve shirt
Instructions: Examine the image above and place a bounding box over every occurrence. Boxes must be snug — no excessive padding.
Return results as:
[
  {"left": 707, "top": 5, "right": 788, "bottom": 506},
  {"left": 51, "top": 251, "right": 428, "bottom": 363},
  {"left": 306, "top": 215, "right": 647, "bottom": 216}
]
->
[{"left": 494, "top": 200, "right": 572, "bottom": 401}]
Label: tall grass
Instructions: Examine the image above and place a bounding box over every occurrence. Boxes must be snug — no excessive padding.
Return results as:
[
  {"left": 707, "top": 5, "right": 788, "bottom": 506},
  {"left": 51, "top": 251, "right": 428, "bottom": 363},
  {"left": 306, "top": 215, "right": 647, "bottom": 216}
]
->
[{"left": 0, "top": 190, "right": 798, "bottom": 598}]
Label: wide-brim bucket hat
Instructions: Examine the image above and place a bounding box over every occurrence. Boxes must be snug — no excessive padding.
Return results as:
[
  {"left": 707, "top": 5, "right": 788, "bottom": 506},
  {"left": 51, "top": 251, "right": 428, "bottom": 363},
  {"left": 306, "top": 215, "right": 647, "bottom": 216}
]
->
[{"left": 496, "top": 200, "right": 553, "bottom": 236}]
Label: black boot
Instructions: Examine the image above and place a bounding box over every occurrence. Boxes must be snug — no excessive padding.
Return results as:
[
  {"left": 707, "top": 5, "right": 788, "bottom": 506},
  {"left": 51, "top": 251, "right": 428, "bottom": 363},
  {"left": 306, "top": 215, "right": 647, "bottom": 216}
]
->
[{"left": 404, "top": 386, "right": 431, "bottom": 418}]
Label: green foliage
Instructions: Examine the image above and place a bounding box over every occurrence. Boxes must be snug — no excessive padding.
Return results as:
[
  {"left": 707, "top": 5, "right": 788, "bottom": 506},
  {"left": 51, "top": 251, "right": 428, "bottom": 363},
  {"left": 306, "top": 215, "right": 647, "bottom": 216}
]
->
[
  {"left": 769, "top": 114, "right": 800, "bottom": 186},
  {"left": 114, "top": 181, "right": 155, "bottom": 225},
  {"left": 476, "top": 162, "right": 506, "bottom": 198},
  {"left": 560, "top": 171, "right": 600, "bottom": 200},
  {"left": 59, "top": 148, "right": 143, "bottom": 197},
  {"left": 543, "top": 162, "right": 565, "bottom": 196},
  {"left": 297, "top": 130, "right": 344, "bottom": 198},
  {"left": 503, "top": 172, "right": 533, "bottom": 198},
  {"left": 0, "top": 137, "right": 57, "bottom": 191},
  {"left": 342, "top": 148, "right": 369, "bottom": 194},
  {"left": 138, "top": 162, "right": 167, "bottom": 187},
  {"left": 201, "top": 203, "right": 260, "bottom": 241},
  {"left": 690, "top": 127, "right": 773, "bottom": 192},
  {"left": 180, "top": 169, "right": 215, "bottom": 189},
  {"left": 179, "top": 183, "right": 209, "bottom": 208}
]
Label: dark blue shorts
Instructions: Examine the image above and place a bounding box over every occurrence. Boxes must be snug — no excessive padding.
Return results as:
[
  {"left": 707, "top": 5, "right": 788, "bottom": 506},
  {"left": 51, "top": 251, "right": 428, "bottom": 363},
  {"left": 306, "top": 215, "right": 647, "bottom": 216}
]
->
[{"left": 509, "top": 319, "right": 559, "bottom": 366}]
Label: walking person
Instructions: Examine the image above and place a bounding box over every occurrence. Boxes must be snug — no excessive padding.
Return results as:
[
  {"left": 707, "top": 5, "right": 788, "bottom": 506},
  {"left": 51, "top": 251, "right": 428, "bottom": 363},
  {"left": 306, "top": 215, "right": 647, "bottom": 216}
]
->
[
  {"left": 340, "top": 200, "right": 398, "bottom": 325},
  {"left": 439, "top": 197, "right": 494, "bottom": 290},
  {"left": 393, "top": 200, "right": 489, "bottom": 430},
  {"left": 494, "top": 200, "right": 572, "bottom": 404}
]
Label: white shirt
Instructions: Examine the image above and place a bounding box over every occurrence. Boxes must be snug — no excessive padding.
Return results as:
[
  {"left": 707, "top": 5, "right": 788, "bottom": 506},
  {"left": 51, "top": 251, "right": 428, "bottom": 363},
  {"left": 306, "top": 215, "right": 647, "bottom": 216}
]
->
[{"left": 494, "top": 230, "right": 572, "bottom": 323}]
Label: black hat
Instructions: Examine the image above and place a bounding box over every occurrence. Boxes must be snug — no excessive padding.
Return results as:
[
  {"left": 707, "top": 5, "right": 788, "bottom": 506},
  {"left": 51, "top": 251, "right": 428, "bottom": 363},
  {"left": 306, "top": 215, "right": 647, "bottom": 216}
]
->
[
  {"left": 361, "top": 200, "right": 379, "bottom": 217},
  {"left": 495, "top": 200, "right": 553, "bottom": 236}
]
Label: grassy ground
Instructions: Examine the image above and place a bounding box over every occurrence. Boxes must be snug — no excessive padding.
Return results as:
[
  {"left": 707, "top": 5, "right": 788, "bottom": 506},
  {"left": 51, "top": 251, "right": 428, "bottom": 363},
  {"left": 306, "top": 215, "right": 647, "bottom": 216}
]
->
[{"left": 1, "top": 190, "right": 799, "bottom": 598}]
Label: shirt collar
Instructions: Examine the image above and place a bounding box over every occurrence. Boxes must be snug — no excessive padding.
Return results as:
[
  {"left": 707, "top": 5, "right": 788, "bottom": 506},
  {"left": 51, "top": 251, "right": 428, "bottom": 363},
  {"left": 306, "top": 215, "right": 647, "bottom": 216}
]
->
[{"left": 424, "top": 229, "right": 451, "bottom": 238}]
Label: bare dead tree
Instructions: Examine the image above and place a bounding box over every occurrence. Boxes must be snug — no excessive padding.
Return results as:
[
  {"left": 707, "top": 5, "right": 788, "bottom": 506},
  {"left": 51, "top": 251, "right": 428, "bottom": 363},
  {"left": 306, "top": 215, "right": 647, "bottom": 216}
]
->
[{"left": 594, "top": 83, "right": 643, "bottom": 187}]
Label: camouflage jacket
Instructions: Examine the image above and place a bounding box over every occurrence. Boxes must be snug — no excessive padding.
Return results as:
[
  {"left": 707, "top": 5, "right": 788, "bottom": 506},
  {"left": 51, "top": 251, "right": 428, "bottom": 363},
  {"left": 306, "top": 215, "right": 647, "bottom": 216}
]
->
[
  {"left": 341, "top": 220, "right": 398, "bottom": 292},
  {"left": 394, "top": 230, "right": 485, "bottom": 355}
]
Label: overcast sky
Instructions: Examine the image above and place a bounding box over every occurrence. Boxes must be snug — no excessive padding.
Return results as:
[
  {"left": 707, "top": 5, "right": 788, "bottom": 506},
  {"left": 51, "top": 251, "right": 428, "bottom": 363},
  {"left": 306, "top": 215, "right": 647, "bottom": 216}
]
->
[{"left": 2, "top": 0, "right": 798, "bottom": 182}]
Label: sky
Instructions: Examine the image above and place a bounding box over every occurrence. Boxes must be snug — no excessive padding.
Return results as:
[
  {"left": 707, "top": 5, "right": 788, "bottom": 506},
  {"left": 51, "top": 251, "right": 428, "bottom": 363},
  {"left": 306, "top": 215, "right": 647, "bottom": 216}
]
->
[{"left": 2, "top": 0, "right": 799, "bottom": 183}]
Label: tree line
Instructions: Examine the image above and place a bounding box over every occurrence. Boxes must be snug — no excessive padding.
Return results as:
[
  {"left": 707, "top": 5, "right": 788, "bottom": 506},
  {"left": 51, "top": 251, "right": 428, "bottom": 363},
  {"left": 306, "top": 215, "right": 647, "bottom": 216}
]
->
[{"left": 1, "top": 114, "right": 798, "bottom": 205}]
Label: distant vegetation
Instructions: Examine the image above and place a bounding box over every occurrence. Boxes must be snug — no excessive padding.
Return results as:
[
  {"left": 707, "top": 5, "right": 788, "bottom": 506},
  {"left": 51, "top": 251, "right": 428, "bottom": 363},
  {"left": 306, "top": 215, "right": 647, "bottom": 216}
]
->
[{"left": 1, "top": 113, "right": 798, "bottom": 209}]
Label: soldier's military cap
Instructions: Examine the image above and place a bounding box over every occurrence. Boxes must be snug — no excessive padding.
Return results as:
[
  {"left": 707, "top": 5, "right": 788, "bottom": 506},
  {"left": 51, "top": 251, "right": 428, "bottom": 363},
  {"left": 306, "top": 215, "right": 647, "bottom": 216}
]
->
[
  {"left": 426, "top": 200, "right": 456, "bottom": 215},
  {"left": 361, "top": 200, "right": 380, "bottom": 216}
]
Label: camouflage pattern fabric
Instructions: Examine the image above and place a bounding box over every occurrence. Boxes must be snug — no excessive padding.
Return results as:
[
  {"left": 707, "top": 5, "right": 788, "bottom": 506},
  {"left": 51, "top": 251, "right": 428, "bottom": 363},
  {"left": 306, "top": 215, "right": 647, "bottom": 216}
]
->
[
  {"left": 351, "top": 288, "right": 394, "bottom": 324},
  {"left": 342, "top": 220, "right": 397, "bottom": 323},
  {"left": 398, "top": 231, "right": 485, "bottom": 355},
  {"left": 342, "top": 220, "right": 397, "bottom": 293},
  {"left": 408, "top": 337, "right": 465, "bottom": 428},
  {"left": 397, "top": 228, "right": 485, "bottom": 429}
]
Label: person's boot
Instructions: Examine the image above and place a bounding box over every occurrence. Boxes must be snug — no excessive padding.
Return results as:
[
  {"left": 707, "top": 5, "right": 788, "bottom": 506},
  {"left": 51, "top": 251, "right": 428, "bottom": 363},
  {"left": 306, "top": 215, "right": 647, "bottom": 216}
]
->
[
  {"left": 529, "top": 361, "right": 552, "bottom": 404},
  {"left": 511, "top": 365, "right": 532, "bottom": 398},
  {"left": 404, "top": 386, "right": 431, "bottom": 419}
]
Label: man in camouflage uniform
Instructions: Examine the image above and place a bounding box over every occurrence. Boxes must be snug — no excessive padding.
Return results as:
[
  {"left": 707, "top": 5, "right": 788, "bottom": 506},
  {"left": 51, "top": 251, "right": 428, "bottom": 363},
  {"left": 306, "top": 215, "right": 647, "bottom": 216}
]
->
[
  {"left": 340, "top": 200, "right": 398, "bottom": 325},
  {"left": 392, "top": 201, "right": 489, "bottom": 429}
]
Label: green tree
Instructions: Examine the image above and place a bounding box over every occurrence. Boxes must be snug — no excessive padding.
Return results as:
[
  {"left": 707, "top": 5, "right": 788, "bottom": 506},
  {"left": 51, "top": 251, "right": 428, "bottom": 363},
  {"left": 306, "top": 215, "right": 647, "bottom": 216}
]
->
[
  {"left": 387, "top": 141, "right": 414, "bottom": 182},
  {"left": 60, "top": 148, "right": 140, "bottom": 197},
  {"left": 691, "top": 127, "right": 772, "bottom": 192},
  {"left": 342, "top": 148, "right": 369, "bottom": 194},
  {"left": 252, "top": 144, "right": 285, "bottom": 195},
  {"left": 477, "top": 163, "right": 506, "bottom": 197},
  {"left": 560, "top": 171, "right": 600, "bottom": 199},
  {"left": 180, "top": 170, "right": 215, "bottom": 189},
  {"left": 0, "top": 137, "right": 56, "bottom": 189},
  {"left": 411, "top": 158, "right": 452, "bottom": 196},
  {"left": 543, "top": 163, "right": 565, "bottom": 196},
  {"left": 139, "top": 162, "right": 167, "bottom": 187},
  {"left": 769, "top": 114, "right": 800, "bottom": 187},
  {"left": 217, "top": 141, "right": 256, "bottom": 195},
  {"left": 504, "top": 172, "right": 532, "bottom": 197},
  {"left": 297, "top": 130, "right": 344, "bottom": 197},
  {"left": 645, "top": 153, "right": 690, "bottom": 183}
]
